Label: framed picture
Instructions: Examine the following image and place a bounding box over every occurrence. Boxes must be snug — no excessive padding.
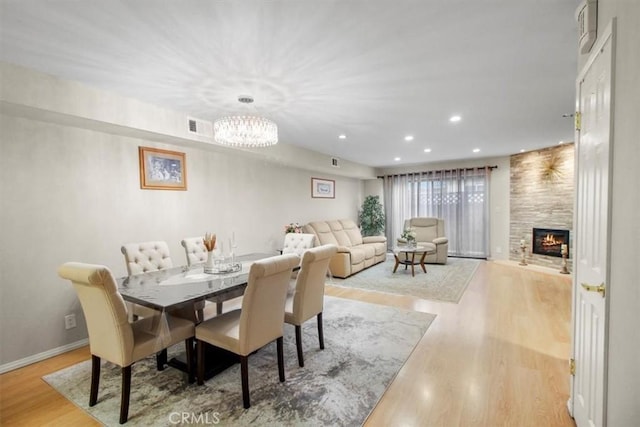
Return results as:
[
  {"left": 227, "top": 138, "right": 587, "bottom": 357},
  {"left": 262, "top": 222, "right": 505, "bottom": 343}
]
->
[
  {"left": 311, "top": 177, "right": 335, "bottom": 199},
  {"left": 139, "top": 146, "right": 187, "bottom": 190}
]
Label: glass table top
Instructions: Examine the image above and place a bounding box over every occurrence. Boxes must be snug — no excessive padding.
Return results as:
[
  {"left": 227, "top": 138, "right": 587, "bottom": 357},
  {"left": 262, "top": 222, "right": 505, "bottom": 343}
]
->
[{"left": 117, "top": 252, "right": 276, "bottom": 311}]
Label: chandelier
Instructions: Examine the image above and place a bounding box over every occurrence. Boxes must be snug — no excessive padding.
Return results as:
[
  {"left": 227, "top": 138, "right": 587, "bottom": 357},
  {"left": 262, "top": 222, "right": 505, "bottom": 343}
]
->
[{"left": 213, "top": 96, "right": 278, "bottom": 148}]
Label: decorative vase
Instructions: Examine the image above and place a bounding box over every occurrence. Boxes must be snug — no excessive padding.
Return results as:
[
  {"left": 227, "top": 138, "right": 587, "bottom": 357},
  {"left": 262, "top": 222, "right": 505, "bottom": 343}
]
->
[{"left": 204, "top": 250, "right": 215, "bottom": 273}]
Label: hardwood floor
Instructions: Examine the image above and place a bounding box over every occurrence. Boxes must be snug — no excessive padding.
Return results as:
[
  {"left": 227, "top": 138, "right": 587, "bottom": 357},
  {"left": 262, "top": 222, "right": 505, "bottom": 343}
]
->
[{"left": 0, "top": 261, "right": 575, "bottom": 426}]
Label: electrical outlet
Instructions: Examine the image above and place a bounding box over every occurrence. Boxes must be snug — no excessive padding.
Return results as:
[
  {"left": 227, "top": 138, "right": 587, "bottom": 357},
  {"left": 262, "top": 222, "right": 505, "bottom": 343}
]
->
[
  {"left": 495, "top": 246, "right": 502, "bottom": 254},
  {"left": 64, "top": 314, "right": 76, "bottom": 330}
]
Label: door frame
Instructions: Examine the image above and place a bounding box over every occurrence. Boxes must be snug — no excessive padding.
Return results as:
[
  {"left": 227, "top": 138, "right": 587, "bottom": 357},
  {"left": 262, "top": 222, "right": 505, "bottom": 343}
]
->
[{"left": 568, "top": 19, "right": 617, "bottom": 424}]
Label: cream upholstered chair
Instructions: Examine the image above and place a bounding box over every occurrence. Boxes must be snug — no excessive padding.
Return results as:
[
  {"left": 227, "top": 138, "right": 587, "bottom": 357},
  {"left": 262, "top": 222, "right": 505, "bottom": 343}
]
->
[
  {"left": 180, "top": 237, "right": 208, "bottom": 266},
  {"left": 285, "top": 244, "right": 337, "bottom": 367},
  {"left": 398, "top": 217, "right": 449, "bottom": 264},
  {"left": 121, "top": 241, "right": 173, "bottom": 275},
  {"left": 195, "top": 253, "right": 300, "bottom": 408},
  {"left": 121, "top": 241, "right": 201, "bottom": 323},
  {"left": 282, "top": 233, "right": 315, "bottom": 256},
  {"left": 58, "top": 262, "right": 195, "bottom": 424},
  {"left": 181, "top": 237, "right": 224, "bottom": 317},
  {"left": 282, "top": 232, "right": 317, "bottom": 279},
  {"left": 121, "top": 242, "right": 171, "bottom": 321}
]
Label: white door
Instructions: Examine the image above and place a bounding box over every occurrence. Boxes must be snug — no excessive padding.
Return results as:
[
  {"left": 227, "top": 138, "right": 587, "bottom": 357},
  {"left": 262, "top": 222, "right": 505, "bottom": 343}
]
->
[{"left": 570, "top": 28, "right": 614, "bottom": 427}]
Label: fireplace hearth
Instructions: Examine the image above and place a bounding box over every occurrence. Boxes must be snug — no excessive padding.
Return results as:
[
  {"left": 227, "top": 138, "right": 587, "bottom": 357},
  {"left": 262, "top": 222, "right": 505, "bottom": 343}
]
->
[{"left": 532, "top": 228, "right": 569, "bottom": 258}]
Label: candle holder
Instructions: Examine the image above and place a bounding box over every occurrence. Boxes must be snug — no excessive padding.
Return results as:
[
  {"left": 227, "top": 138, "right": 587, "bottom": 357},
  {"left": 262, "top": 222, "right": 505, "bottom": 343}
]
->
[
  {"left": 560, "top": 246, "right": 570, "bottom": 274},
  {"left": 519, "top": 243, "right": 528, "bottom": 266}
]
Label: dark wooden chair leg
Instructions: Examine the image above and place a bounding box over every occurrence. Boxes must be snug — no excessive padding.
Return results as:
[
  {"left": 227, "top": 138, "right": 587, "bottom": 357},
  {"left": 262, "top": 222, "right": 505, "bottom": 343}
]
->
[
  {"left": 119, "top": 365, "right": 132, "bottom": 424},
  {"left": 90, "top": 355, "right": 100, "bottom": 406},
  {"left": 295, "top": 325, "right": 304, "bottom": 367},
  {"left": 156, "top": 349, "right": 167, "bottom": 371},
  {"left": 240, "top": 356, "right": 250, "bottom": 409},
  {"left": 196, "top": 339, "right": 204, "bottom": 385},
  {"left": 185, "top": 338, "right": 194, "bottom": 384},
  {"left": 216, "top": 302, "right": 223, "bottom": 315},
  {"left": 277, "top": 337, "right": 285, "bottom": 381},
  {"left": 317, "top": 312, "right": 325, "bottom": 350}
]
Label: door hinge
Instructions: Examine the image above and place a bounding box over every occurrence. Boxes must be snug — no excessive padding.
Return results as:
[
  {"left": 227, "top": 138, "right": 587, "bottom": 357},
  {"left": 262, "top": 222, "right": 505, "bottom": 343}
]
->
[
  {"left": 575, "top": 111, "right": 582, "bottom": 131},
  {"left": 570, "top": 358, "right": 576, "bottom": 376}
]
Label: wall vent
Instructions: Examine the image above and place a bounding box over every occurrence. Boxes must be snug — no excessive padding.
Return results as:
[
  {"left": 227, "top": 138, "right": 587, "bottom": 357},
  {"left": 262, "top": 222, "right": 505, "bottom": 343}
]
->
[
  {"left": 187, "top": 117, "right": 213, "bottom": 138},
  {"left": 331, "top": 157, "right": 340, "bottom": 168}
]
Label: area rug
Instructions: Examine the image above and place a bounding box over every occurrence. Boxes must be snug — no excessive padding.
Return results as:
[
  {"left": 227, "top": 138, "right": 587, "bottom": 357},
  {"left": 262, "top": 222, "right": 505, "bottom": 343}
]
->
[
  {"left": 43, "top": 296, "right": 434, "bottom": 426},
  {"left": 330, "top": 255, "right": 481, "bottom": 303}
]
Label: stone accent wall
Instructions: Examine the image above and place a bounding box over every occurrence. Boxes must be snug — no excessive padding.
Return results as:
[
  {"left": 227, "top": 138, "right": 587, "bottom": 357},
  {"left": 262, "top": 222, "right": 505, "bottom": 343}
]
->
[{"left": 510, "top": 144, "right": 574, "bottom": 269}]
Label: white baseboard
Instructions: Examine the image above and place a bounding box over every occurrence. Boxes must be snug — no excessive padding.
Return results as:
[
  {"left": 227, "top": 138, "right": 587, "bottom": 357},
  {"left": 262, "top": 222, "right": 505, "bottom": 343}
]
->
[
  {"left": 0, "top": 338, "right": 89, "bottom": 374},
  {"left": 491, "top": 259, "right": 573, "bottom": 278}
]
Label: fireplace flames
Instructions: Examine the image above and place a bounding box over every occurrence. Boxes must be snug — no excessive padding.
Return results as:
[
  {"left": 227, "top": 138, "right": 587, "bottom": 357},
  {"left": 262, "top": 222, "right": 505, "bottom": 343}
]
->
[{"left": 541, "top": 234, "right": 563, "bottom": 247}]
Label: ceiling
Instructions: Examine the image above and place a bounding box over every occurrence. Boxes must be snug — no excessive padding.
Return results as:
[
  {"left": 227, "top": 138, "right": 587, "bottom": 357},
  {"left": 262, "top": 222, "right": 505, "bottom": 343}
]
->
[{"left": 0, "top": 0, "right": 579, "bottom": 168}]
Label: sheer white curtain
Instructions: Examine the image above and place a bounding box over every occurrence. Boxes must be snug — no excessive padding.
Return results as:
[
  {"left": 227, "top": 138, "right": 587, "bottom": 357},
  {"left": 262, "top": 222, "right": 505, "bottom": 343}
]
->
[{"left": 383, "top": 167, "right": 491, "bottom": 258}]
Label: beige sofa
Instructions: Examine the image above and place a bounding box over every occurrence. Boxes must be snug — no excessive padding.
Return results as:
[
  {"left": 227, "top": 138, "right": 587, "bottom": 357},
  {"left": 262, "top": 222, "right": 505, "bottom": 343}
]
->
[
  {"left": 303, "top": 219, "right": 387, "bottom": 278},
  {"left": 397, "top": 217, "right": 449, "bottom": 264}
]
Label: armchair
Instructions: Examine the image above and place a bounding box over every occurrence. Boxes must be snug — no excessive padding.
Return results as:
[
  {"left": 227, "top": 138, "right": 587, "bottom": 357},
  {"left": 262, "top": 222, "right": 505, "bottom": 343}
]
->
[{"left": 398, "top": 217, "right": 448, "bottom": 264}]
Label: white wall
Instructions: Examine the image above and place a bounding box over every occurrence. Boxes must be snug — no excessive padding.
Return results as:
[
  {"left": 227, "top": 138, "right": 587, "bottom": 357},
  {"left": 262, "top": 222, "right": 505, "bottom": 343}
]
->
[
  {"left": 0, "top": 117, "right": 363, "bottom": 366},
  {"left": 579, "top": 1, "right": 640, "bottom": 424},
  {"left": 376, "top": 156, "right": 511, "bottom": 260}
]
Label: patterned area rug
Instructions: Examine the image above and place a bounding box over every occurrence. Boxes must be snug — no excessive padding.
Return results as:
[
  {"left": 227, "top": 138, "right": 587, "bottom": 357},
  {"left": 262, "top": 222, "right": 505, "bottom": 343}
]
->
[
  {"left": 43, "top": 296, "right": 434, "bottom": 426},
  {"left": 331, "top": 256, "right": 481, "bottom": 303}
]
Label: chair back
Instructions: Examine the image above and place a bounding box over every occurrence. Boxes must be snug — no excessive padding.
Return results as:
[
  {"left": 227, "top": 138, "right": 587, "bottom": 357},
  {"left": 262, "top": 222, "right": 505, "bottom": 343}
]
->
[
  {"left": 238, "top": 253, "right": 300, "bottom": 354},
  {"left": 181, "top": 237, "right": 208, "bottom": 266},
  {"left": 282, "top": 233, "right": 315, "bottom": 256},
  {"left": 405, "top": 217, "right": 445, "bottom": 242},
  {"left": 121, "top": 241, "right": 173, "bottom": 275},
  {"left": 291, "top": 244, "right": 337, "bottom": 323},
  {"left": 57, "top": 262, "right": 134, "bottom": 366}
]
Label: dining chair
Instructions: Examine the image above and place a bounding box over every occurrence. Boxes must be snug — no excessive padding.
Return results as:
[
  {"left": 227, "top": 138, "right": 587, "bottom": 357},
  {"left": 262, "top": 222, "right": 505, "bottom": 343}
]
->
[
  {"left": 121, "top": 240, "right": 201, "bottom": 371},
  {"left": 284, "top": 244, "right": 337, "bottom": 367},
  {"left": 58, "top": 262, "right": 195, "bottom": 424},
  {"left": 120, "top": 241, "right": 174, "bottom": 320},
  {"left": 181, "top": 237, "right": 225, "bottom": 318},
  {"left": 195, "top": 253, "right": 300, "bottom": 408},
  {"left": 282, "top": 232, "right": 316, "bottom": 257},
  {"left": 121, "top": 240, "right": 201, "bottom": 323},
  {"left": 180, "top": 236, "right": 208, "bottom": 266}
]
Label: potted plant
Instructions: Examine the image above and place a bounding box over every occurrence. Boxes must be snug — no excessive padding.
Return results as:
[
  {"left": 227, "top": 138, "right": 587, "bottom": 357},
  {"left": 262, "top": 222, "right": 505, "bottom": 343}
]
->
[{"left": 358, "top": 195, "right": 385, "bottom": 236}]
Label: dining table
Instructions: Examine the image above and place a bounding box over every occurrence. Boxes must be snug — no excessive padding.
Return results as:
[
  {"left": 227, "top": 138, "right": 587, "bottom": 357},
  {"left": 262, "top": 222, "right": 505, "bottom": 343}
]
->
[{"left": 117, "top": 252, "right": 280, "bottom": 380}]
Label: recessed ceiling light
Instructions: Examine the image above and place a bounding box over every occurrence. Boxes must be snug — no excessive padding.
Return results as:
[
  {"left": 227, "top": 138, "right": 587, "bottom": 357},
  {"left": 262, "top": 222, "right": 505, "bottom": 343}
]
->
[
  {"left": 394, "top": 157, "right": 401, "bottom": 161},
  {"left": 558, "top": 140, "right": 564, "bottom": 144},
  {"left": 520, "top": 149, "right": 525, "bottom": 153},
  {"left": 404, "top": 135, "right": 414, "bottom": 141},
  {"left": 472, "top": 148, "right": 480, "bottom": 153},
  {"left": 449, "top": 115, "right": 462, "bottom": 123},
  {"left": 424, "top": 148, "right": 432, "bottom": 153},
  {"left": 338, "top": 134, "right": 347, "bottom": 139}
]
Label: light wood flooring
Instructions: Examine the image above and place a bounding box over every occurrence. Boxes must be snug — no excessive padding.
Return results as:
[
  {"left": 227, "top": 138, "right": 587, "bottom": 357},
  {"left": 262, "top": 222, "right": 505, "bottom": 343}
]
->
[{"left": 0, "top": 260, "right": 575, "bottom": 426}]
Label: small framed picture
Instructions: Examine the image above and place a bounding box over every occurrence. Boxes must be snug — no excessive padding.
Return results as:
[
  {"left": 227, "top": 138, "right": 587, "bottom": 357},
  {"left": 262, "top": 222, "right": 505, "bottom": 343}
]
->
[
  {"left": 139, "top": 146, "right": 187, "bottom": 190},
  {"left": 311, "top": 177, "right": 335, "bottom": 199}
]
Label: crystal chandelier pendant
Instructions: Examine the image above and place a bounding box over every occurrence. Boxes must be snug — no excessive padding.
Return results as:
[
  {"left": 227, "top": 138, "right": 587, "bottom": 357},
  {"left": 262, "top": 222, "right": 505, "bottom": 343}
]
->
[
  {"left": 213, "top": 96, "right": 278, "bottom": 148},
  {"left": 214, "top": 115, "right": 278, "bottom": 147}
]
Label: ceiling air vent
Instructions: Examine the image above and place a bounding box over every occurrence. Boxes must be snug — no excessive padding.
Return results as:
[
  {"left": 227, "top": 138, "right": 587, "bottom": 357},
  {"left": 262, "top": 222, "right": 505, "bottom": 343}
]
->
[
  {"left": 187, "top": 116, "right": 213, "bottom": 138},
  {"left": 331, "top": 157, "right": 340, "bottom": 168}
]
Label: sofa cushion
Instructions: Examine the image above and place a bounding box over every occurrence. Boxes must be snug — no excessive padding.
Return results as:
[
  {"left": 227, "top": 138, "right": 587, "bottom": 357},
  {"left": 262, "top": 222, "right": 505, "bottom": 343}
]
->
[
  {"left": 306, "top": 221, "right": 339, "bottom": 246},
  {"left": 340, "top": 219, "right": 364, "bottom": 246},
  {"left": 349, "top": 247, "right": 366, "bottom": 265},
  {"left": 326, "top": 220, "right": 353, "bottom": 248},
  {"left": 370, "top": 241, "right": 387, "bottom": 256},
  {"left": 360, "top": 244, "right": 375, "bottom": 260}
]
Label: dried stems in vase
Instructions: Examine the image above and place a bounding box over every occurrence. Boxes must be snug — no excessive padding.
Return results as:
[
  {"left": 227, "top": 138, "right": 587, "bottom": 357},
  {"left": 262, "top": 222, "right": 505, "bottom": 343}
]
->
[{"left": 203, "top": 233, "right": 217, "bottom": 252}]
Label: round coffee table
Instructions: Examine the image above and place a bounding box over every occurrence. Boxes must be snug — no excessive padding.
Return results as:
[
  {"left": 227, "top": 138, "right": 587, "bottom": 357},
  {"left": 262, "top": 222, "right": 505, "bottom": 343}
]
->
[{"left": 392, "top": 245, "right": 435, "bottom": 277}]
